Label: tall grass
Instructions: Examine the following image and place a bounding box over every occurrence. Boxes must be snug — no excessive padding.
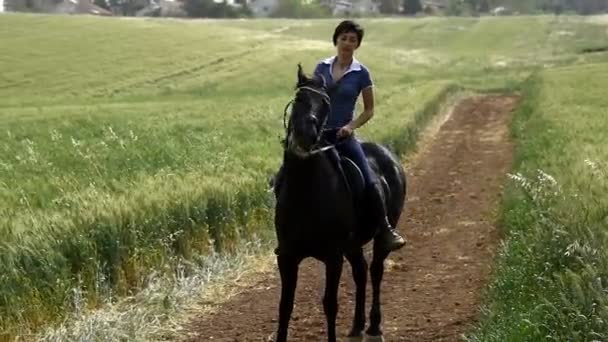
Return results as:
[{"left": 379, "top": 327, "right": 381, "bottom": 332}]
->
[
  {"left": 0, "top": 82, "right": 454, "bottom": 338},
  {"left": 1, "top": 13, "right": 608, "bottom": 339},
  {"left": 38, "top": 236, "right": 274, "bottom": 342},
  {"left": 468, "top": 62, "right": 608, "bottom": 340}
]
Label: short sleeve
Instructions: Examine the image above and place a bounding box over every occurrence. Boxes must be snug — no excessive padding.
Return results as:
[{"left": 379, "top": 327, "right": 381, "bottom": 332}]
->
[
  {"left": 313, "top": 63, "right": 323, "bottom": 78},
  {"left": 359, "top": 66, "right": 373, "bottom": 91},
  {"left": 313, "top": 62, "right": 327, "bottom": 87}
]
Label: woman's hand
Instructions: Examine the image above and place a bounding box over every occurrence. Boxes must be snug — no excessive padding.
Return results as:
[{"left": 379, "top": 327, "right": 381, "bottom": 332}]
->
[{"left": 337, "top": 124, "right": 355, "bottom": 139}]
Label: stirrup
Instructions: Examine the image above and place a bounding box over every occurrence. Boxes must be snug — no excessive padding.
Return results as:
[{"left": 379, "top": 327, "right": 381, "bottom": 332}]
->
[{"left": 377, "top": 228, "right": 406, "bottom": 252}]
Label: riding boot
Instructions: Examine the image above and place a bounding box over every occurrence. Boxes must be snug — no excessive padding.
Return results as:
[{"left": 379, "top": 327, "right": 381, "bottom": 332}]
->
[{"left": 365, "top": 181, "right": 406, "bottom": 252}]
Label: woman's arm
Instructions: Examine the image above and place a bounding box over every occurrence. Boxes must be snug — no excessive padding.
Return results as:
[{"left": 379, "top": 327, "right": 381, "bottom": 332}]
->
[
  {"left": 337, "top": 86, "right": 374, "bottom": 137},
  {"left": 350, "top": 86, "right": 374, "bottom": 129}
]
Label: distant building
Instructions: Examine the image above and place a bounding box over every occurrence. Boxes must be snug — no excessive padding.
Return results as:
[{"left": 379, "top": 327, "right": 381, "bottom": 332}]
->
[
  {"left": 135, "top": 0, "right": 186, "bottom": 17},
  {"left": 422, "top": 1, "right": 444, "bottom": 12},
  {"left": 57, "top": 0, "right": 113, "bottom": 15},
  {"left": 491, "top": 6, "right": 510, "bottom": 15},
  {"left": 321, "top": 0, "right": 379, "bottom": 16},
  {"left": 247, "top": 0, "right": 279, "bottom": 17},
  {"left": 230, "top": 0, "right": 380, "bottom": 17}
]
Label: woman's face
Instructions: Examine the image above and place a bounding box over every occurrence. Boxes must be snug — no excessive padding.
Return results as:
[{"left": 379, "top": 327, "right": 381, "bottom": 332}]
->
[{"left": 335, "top": 31, "right": 359, "bottom": 55}]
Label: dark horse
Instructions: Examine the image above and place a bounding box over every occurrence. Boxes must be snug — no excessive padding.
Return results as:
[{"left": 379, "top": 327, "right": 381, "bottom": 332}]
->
[{"left": 271, "top": 64, "right": 407, "bottom": 342}]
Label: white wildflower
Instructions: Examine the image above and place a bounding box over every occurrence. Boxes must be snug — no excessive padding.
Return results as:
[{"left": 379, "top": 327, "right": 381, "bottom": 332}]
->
[
  {"left": 129, "top": 130, "right": 138, "bottom": 142},
  {"left": 107, "top": 126, "right": 119, "bottom": 141},
  {"left": 50, "top": 129, "right": 62, "bottom": 142},
  {"left": 507, "top": 172, "right": 530, "bottom": 189},
  {"left": 584, "top": 158, "right": 597, "bottom": 170},
  {"left": 71, "top": 137, "right": 82, "bottom": 148},
  {"left": 537, "top": 169, "right": 557, "bottom": 186},
  {"left": 22, "top": 139, "right": 39, "bottom": 164}
]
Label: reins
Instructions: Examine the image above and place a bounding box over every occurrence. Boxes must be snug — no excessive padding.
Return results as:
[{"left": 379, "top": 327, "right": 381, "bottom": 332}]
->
[{"left": 283, "top": 85, "right": 338, "bottom": 157}]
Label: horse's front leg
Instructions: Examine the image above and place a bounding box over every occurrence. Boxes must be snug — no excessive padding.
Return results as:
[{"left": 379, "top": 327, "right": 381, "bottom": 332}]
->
[
  {"left": 365, "top": 242, "right": 390, "bottom": 341},
  {"left": 323, "top": 253, "right": 344, "bottom": 342},
  {"left": 345, "top": 249, "right": 367, "bottom": 342},
  {"left": 275, "top": 253, "right": 301, "bottom": 342}
]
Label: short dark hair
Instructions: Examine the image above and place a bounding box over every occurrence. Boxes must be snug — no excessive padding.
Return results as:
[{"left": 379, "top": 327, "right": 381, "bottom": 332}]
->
[{"left": 332, "top": 20, "right": 364, "bottom": 47}]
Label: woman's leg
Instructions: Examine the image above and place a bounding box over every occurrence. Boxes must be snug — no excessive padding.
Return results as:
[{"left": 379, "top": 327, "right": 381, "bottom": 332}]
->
[{"left": 336, "top": 137, "right": 405, "bottom": 252}]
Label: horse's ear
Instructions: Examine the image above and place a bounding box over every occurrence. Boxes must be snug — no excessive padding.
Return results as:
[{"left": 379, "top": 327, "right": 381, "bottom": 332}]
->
[{"left": 297, "top": 63, "right": 307, "bottom": 87}]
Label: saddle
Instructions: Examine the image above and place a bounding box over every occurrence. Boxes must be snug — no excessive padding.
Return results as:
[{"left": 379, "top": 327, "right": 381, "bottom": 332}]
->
[{"left": 326, "top": 148, "right": 366, "bottom": 206}]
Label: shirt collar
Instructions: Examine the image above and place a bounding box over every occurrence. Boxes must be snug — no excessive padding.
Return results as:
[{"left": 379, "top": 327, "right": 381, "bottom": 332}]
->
[{"left": 322, "top": 56, "right": 362, "bottom": 73}]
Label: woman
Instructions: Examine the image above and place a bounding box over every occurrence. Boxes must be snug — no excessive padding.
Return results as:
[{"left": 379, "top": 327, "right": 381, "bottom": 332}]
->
[{"left": 313, "top": 20, "right": 406, "bottom": 253}]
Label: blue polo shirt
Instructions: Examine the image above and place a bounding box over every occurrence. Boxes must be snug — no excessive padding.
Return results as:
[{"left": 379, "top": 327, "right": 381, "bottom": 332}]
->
[{"left": 313, "top": 56, "right": 373, "bottom": 129}]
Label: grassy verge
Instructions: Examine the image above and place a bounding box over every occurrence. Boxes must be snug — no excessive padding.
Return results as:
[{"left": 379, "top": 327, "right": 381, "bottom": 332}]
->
[
  {"left": 38, "top": 236, "right": 276, "bottom": 342},
  {"left": 468, "top": 62, "right": 608, "bottom": 340},
  {"left": 0, "top": 174, "right": 275, "bottom": 336}
]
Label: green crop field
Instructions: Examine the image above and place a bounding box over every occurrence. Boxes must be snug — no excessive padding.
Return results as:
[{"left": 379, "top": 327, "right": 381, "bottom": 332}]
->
[
  {"left": 1, "top": 12, "right": 608, "bottom": 340},
  {"left": 470, "top": 61, "right": 608, "bottom": 341}
]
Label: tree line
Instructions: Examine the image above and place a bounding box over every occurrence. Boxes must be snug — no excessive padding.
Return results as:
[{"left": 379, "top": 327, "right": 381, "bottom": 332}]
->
[
  {"left": 181, "top": 0, "right": 608, "bottom": 18},
  {"left": 400, "top": 0, "right": 608, "bottom": 16},
  {"left": 9, "top": 0, "right": 608, "bottom": 18}
]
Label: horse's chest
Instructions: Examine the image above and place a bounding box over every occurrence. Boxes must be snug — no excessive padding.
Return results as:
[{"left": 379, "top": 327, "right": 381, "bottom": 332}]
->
[
  {"left": 276, "top": 196, "right": 353, "bottom": 238},
  {"left": 279, "top": 200, "right": 339, "bottom": 227},
  {"left": 275, "top": 165, "right": 355, "bottom": 252}
]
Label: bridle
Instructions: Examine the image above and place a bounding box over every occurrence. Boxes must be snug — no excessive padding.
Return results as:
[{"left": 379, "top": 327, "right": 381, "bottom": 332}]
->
[{"left": 283, "top": 85, "right": 336, "bottom": 157}]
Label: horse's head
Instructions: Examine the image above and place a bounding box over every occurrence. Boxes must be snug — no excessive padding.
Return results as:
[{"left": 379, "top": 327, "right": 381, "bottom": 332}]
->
[{"left": 284, "top": 64, "right": 331, "bottom": 158}]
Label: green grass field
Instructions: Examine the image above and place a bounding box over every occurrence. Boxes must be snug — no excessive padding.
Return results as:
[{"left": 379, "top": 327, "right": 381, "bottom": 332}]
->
[
  {"left": 469, "top": 62, "right": 608, "bottom": 341},
  {"left": 1, "top": 13, "right": 608, "bottom": 339}
]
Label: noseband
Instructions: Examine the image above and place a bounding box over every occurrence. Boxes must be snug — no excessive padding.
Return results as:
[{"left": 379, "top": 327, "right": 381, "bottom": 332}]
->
[{"left": 283, "top": 85, "right": 334, "bottom": 157}]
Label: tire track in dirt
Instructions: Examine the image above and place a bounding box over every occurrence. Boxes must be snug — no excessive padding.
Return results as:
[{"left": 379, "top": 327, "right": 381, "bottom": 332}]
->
[{"left": 178, "top": 94, "right": 519, "bottom": 341}]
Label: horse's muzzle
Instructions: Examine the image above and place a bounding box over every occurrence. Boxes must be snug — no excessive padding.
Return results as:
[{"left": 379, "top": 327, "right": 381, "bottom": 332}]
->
[{"left": 288, "top": 130, "right": 324, "bottom": 158}]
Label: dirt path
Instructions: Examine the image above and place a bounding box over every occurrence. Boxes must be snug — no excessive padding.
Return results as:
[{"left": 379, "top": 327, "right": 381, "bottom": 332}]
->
[{"left": 178, "top": 94, "right": 519, "bottom": 342}]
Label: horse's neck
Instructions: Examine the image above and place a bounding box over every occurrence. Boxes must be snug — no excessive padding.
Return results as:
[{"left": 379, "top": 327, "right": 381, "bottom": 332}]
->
[{"left": 282, "top": 152, "right": 336, "bottom": 191}]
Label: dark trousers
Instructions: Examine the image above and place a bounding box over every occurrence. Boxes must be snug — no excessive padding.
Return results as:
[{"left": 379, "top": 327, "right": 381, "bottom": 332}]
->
[
  {"left": 322, "top": 130, "right": 393, "bottom": 241},
  {"left": 322, "top": 130, "right": 374, "bottom": 187}
]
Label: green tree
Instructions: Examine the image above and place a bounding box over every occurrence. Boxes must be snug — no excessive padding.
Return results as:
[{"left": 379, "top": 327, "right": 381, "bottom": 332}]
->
[
  {"left": 183, "top": 0, "right": 250, "bottom": 18},
  {"left": 271, "top": 0, "right": 330, "bottom": 18},
  {"left": 446, "top": 0, "right": 463, "bottom": 15},
  {"left": 182, "top": 0, "right": 215, "bottom": 17},
  {"left": 479, "top": 0, "right": 490, "bottom": 12},
  {"left": 380, "top": 0, "right": 400, "bottom": 14},
  {"left": 94, "top": 0, "right": 110, "bottom": 10},
  {"left": 402, "top": 0, "right": 422, "bottom": 14}
]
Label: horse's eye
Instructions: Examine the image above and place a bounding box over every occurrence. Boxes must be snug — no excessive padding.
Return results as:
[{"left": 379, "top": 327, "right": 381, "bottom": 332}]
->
[{"left": 307, "top": 116, "right": 318, "bottom": 125}]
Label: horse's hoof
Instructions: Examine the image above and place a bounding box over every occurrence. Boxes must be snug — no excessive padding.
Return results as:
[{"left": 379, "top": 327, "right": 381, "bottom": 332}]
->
[
  {"left": 364, "top": 334, "right": 385, "bottom": 342},
  {"left": 267, "top": 332, "right": 276, "bottom": 341},
  {"left": 345, "top": 335, "right": 364, "bottom": 342}
]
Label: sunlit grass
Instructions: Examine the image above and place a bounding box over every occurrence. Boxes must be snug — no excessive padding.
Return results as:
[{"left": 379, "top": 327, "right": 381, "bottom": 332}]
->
[{"left": 468, "top": 62, "right": 608, "bottom": 341}]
